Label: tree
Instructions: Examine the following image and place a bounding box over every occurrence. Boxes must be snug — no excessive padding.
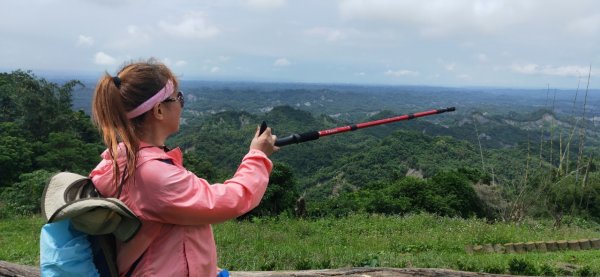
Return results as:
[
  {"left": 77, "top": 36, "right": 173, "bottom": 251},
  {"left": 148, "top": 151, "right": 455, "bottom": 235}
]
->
[
  {"left": 240, "top": 163, "right": 300, "bottom": 218},
  {"left": 0, "top": 169, "right": 53, "bottom": 217},
  {"left": 0, "top": 123, "right": 33, "bottom": 188},
  {"left": 184, "top": 152, "right": 221, "bottom": 182},
  {"left": 0, "top": 70, "right": 99, "bottom": 190},
  {"left": 311, "top": 172, "right": 485, "bottom": 218},
  {"left": 428, "top": 171, "right": 484, "bottom": 218},
  {"left": 34, "top": 132, "right": 101, "bottom": 175}
]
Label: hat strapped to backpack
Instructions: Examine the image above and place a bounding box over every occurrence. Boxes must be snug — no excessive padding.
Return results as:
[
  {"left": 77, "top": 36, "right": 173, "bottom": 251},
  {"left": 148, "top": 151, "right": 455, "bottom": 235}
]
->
[{"left": 42, "top": 172, "right": 141, "bottom": 242}]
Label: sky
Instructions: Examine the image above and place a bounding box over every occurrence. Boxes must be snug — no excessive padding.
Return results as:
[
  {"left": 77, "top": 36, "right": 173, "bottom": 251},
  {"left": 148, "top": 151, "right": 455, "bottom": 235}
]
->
[{"left": 1, "top": 0, "right": 599, "bottom": 89}]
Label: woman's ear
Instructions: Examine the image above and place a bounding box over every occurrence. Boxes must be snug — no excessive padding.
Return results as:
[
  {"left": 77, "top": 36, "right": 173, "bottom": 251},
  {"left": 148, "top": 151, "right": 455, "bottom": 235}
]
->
[{"left": 151, "top": 104, "right": 165, "bottom": 120}]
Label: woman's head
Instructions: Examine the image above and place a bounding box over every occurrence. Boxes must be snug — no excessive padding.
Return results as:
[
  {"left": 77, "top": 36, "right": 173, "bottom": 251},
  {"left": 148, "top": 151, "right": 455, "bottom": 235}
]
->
[{"left": 92, "top": 59, "right": 180, "bottom": 192}]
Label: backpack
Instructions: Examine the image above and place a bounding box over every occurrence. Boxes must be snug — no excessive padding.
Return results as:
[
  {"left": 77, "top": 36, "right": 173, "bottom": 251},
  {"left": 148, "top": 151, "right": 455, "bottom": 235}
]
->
[{"left": 40, "top": 172, "right": 141, "bottom": 277}]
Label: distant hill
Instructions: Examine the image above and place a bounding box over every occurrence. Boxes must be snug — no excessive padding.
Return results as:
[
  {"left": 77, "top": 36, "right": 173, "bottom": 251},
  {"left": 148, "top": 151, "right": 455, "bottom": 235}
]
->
[
  {"left": 68, "top": 79, "right": 600, "bottom": 122},
  {"left": 169, "top": 102, "right": 599, "bottom": 200},
  {"left": 56, "top": 77, "right": 600, "bottom": 202}
]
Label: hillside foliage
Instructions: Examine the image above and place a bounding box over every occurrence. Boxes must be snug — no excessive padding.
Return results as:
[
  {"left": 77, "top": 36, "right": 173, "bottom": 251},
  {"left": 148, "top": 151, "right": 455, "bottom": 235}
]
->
[{"left": 1, "top": 70, "right": 600, "bottom": 225}]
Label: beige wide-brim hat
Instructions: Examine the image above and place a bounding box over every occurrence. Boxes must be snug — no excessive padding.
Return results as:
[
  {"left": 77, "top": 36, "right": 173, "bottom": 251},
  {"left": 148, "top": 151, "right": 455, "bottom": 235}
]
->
[{"left": 42, "top": 172, "right": 141, "bottom": 242}]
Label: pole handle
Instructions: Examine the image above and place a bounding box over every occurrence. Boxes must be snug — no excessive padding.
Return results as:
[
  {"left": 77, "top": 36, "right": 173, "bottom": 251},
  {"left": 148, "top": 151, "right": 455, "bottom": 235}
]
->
[
  {"left": 275, "top": 131, "right": 320, "bottom": 147},
  {"left": 259, "top": 121, "right": 319, "bottom": 146},
  {"left": 259, "top": 121, "right": 268, "bottom": 135}
]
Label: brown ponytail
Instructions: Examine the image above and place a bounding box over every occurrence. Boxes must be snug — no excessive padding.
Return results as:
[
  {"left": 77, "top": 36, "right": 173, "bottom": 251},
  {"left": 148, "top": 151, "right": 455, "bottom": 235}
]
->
[{"left": 91, "top": 59, "right": 179, "bottom": 195}]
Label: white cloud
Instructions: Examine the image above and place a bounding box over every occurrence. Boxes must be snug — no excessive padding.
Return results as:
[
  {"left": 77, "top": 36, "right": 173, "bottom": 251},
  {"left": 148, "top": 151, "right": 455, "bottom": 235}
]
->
[
  {"left": 246, "top": 0, "right": 285, "bottom": 10},
  {"left": 565, "top": 14, "right": 600, "bottom": 35},
  {"left": 3, "top": 0, "right": 600, "bottom": 89},
  {"left": 274, "top": 58, "right": 291, "bottom": 67},
  {"left": 339, "top": 0, "right": 533, "bottom": 37},
  {"left": 511, "top": 63, "right": 539, "bottom": 74},
  {"left": 543, "top": 65, "right": 591, "bottom": 77},
  {"left": 458, "top": 74, "right": 472, "bottom": 80},
  {"left": 94, "top": 52, "right": 117, "bottom": 65},
  {"left": 511, "top": 63, "right": 594, "bottom": 77},
  {"left": 476, "top": 53, "right": 488, "bottom": 63},
  {"left": 385, "top": 69, "right": 419, "bottom": 77},
  {"left": 305, "top": 27, "right": 346, "bottom": 42},
  {"left": 159, "top": 12, "right": 219, "bottom": 39},
  {"left": 109, "top": 25, "right": 151, "bottom": 50},
  {"left": 545, "top": 65, "right": 595, "bottom": 77},
  {"left": 203, "top": 56, "right": 231, "bottom": 66},
  {"left": 438, "top": 59, "right": 455, "bottom": 71},
  {"left": 162, "top": 58, "right": 187, "bottom": 67},
  {"left": 126, "top": 25, "right": 149, "bottom": 40},
  {"left": 210, "top": 66, "right": 221, "bottom": 73},
  {"left": 76, "top": 35, "right": 94, "bottom": 47}
]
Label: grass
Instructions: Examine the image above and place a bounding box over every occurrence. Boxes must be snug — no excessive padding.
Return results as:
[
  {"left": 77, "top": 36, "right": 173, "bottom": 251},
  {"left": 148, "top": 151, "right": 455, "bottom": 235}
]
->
[
  {"left": 213, "top": 213, "right": 600, "bottom": 275},
  {"left": 0, "top": 216, "right": 44, "bottom": 265},
  {"left": 3, "top": 213, "right": 600, "bottom": 275}
]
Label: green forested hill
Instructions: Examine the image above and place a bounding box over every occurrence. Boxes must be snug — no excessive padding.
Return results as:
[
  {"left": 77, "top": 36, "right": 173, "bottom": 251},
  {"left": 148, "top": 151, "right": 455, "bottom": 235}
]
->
[
  {"left": 170, "top": 105, "right": 584, "bottom": 189},
  {"left": 0, "top": 71, "right": 103, "bottom": 217},
  {"left": 170, "top": 99, "right": 600, "bottom": 221},
  {"left": 3, "top": 70, "right": 600, "bottom": 224}
]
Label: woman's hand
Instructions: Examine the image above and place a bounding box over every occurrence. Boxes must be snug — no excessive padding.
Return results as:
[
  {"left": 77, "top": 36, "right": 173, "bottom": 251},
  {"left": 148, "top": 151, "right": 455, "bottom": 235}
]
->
[{"left": 250, "top": 125, "right": 279, "bottom": 156}]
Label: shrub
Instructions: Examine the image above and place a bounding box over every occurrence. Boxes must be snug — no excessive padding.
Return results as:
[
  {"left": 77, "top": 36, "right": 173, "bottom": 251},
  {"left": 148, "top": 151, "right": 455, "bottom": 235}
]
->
[
  {"left": 240, "top": 163, "right": 300, "bottom": 219},
  {"left": 428, "top": 171, "right": 484, "bottom": 217},
  {"left": 310, "top": 170, "right": 486, "bottom": 218},
  {"left": 295, "top": 258, "right": 312, "bottom": 270},
  {"left": 314, "top": 258, "right": 332, "bottom": 269},
  {"left": 353, "top": 253, "right": 380, "bottom": 267},
  {"left": 576, "top": 265, "right": 598, "bottom": 277},
  {"left": 508, "top": 258, "right": 539, "bottom": 276},
  {"left": 483, "top": 263, "right": 506, "bottom": 274},
  {"left": 0, "top": 170, "right": 53, "bottom": 217},
  {"left": 456, "top": 260, "right": 479, "bottom": 272},
  {"left": 259, "top": 261, "right": 276, "bottom": 271},
  {"left": 539, "top": 264, "right": 556, "bottom": 276}
]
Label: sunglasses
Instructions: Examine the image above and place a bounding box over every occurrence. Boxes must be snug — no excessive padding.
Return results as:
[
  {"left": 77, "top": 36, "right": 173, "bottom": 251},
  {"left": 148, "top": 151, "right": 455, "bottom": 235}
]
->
[{"left": 162, "top": 91, "right": 184, "bottom": 108}]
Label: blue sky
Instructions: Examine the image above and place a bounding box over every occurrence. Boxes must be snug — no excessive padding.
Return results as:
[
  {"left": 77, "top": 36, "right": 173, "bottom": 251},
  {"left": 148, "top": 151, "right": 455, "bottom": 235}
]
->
[{"left": 1, "top": 0, "right": 599, "bottom": 88}]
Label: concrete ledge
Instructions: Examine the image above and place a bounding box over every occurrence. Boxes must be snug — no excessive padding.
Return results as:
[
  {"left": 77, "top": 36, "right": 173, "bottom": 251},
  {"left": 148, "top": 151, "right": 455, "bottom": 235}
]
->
[{"left": 467, "top": 238, "right": 600, "bottom": 254}]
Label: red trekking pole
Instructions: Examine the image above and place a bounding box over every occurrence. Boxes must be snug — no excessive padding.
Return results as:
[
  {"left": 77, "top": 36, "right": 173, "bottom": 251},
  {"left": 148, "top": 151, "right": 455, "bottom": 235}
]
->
[{"left": 261, "top": 107, "right": 456, "bottom": 147}]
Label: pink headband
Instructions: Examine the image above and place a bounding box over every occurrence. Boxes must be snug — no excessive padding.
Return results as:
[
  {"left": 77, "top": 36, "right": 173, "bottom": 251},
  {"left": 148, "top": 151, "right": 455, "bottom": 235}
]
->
[{"left": 126, "top": 80, "right": 175, "bottom": 119}]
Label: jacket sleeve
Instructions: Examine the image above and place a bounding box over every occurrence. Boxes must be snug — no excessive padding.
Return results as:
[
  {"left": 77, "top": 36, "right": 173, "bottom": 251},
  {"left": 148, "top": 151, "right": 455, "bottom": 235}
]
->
[{"left": 132, "top": 150, "right": 273, "bottom": 225}]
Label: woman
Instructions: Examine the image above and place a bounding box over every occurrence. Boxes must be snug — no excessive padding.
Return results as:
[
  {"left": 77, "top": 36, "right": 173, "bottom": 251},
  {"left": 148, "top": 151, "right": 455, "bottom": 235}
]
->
[{"left": 89, "top": 59, "right": 278, "bottom": 276}]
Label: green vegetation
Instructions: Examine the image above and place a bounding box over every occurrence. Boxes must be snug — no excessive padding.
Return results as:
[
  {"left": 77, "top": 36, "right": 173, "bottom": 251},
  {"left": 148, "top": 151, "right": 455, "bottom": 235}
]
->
[
  {"left": 214, "top": 214, "right": 600, "bottom": 275},
  {"left": 310, "top": 171, "right": 485, "bottom": 218},
  {"left": 3, "top": 70, "right": 600, "bottom": 275},
  {"left": 0, "top": 70, "right": 103, "bottom": 216},
  {"left": 0, "top": 216, "right": 43, "bottom": 265},
  {"left": 4, "top": 213, "right": 600, "bottom": 276}
]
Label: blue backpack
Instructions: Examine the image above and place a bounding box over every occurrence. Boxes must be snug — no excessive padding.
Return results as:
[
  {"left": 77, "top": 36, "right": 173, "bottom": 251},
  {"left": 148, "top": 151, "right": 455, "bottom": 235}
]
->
[
  {"left": 40, "top": 172, "right": 140, "bottom": 277},
  {"left": 40, "top": 219, "right": 115, "bottom": 276}
]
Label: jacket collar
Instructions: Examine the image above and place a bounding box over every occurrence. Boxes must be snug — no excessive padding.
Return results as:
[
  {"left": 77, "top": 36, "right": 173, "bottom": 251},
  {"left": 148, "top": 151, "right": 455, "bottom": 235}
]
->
[{"left": 138, "top": 141, "right": 183, "bottom": 167}]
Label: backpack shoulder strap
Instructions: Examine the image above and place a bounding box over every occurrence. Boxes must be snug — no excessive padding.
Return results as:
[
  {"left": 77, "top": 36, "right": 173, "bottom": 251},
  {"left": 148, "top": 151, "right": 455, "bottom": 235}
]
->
[{"left": 90, "top": 234, "right": 118, "bottom": 277}]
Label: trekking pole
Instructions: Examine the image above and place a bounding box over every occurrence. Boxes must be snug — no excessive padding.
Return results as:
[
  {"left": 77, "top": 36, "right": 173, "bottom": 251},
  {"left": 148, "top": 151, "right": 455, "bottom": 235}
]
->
[{"left": 260, "top": 107, "right": 456, "bottom": 147}]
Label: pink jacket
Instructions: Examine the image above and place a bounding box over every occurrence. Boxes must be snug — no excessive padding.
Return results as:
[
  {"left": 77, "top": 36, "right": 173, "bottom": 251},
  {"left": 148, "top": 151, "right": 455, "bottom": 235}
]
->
[{"left": 90, "top": 142, "right": 273, "bottom": 277}]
